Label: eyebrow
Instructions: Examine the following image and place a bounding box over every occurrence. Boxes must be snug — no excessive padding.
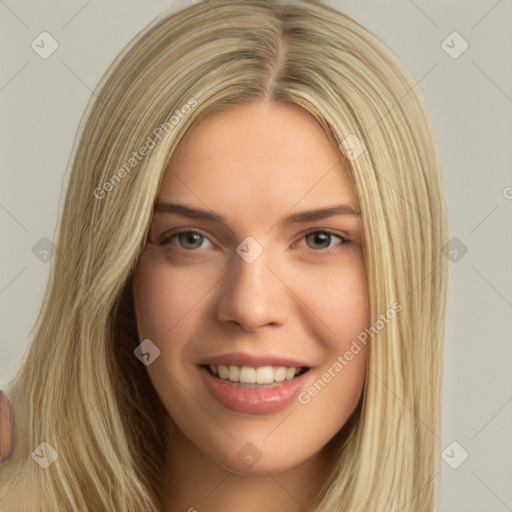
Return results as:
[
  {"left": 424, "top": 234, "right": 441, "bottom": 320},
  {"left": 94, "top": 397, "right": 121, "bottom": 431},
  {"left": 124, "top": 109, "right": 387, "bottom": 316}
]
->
[{"left": 154, "top": 202, "right": 360, "bottom": 224}]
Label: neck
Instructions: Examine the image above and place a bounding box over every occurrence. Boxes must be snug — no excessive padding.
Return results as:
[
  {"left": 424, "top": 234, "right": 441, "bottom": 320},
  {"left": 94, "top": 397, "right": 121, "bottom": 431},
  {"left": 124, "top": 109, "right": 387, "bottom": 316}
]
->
[{"left": 158, "top": 422, "right": 334, "bottom": 512}]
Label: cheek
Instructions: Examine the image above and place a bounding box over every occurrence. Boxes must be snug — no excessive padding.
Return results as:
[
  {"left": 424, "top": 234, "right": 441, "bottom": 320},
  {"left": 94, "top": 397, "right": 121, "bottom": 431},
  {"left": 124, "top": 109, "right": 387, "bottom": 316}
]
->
[
  {"left": 306, "top": 352, "right": 367, "bottom": 442},
  {"left": 132, "top": 254, "right": 206, "bottom": 339},
  {"left": 131, "top": 257, "right": 200, "bottom": 408},
  {"left": 293, "top": 257, "right": 369, "bottom": 346},
  {"left": 291, "top": 257, "right": 369, "bottom": 419}
]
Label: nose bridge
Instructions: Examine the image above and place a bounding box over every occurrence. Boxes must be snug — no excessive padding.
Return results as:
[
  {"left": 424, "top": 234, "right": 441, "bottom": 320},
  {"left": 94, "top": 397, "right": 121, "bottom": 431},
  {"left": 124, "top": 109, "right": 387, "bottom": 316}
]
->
[{"left": 216, "top": 243, "right": 289, "bottom": 329}]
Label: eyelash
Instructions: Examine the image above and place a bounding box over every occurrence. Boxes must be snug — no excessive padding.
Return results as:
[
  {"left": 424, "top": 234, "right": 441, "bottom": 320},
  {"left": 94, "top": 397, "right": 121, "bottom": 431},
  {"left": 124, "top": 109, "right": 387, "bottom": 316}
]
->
[{"left": 157, "top": 229, "right": 351, "bottom": 256}]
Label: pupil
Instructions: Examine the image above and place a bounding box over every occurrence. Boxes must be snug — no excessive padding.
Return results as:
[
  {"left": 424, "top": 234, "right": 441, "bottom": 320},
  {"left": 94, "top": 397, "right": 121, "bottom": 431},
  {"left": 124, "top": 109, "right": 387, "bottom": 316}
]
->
[
  {"left": 308, "top": 232, "right": 330, "bottom": 249},
  {"left": 181, "top": 232, "right": 202, "bottom": 248}
]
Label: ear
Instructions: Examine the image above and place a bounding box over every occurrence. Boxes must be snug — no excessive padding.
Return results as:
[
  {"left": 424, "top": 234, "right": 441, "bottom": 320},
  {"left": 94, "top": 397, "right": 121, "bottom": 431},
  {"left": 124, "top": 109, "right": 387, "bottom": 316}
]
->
[{"left": 0, "top": 390, "right": 15, "bottom": 462}]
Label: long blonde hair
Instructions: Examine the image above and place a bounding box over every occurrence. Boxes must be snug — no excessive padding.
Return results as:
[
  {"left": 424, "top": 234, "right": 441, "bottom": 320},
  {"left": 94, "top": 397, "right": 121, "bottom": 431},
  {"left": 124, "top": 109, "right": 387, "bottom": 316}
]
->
[{"left": 0, "top": 0, "right": 448, "bottom": 510}]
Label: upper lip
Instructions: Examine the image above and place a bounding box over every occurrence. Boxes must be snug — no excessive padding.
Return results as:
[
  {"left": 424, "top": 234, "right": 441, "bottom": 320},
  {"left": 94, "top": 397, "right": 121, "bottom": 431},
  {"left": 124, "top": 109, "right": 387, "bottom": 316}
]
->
[{"left": 198, "top": 352, "right": 312, "bottom": 368}]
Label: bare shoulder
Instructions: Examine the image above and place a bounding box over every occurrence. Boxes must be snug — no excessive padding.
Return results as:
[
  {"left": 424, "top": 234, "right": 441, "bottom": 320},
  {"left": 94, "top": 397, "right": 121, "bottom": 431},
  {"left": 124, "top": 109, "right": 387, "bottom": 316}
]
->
[
  {"left": 0, "top": 435, "right": 40, "bottom": 512},
  {"left": 0, "top": 464, "right": 40, "bottom": 512}
]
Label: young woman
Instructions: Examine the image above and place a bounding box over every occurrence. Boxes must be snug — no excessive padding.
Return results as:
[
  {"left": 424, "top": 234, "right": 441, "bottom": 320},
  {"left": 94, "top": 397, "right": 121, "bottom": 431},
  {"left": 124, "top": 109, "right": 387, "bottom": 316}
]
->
[{"left": 0, "top": 0, "right": 448, "bottom": 510}]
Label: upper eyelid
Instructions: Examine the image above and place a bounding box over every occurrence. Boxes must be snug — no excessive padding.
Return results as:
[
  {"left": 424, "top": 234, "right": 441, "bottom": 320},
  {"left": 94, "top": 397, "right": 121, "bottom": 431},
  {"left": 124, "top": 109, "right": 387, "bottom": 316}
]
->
[{"left": 305, "top": 228, "right": 349, "bottom": 239}]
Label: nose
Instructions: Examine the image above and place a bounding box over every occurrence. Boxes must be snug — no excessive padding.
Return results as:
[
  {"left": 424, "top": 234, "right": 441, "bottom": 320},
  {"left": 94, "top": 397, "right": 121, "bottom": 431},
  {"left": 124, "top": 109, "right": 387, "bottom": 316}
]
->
[{"left": 216, "top": 248, "right": 290, "bottom": 331}]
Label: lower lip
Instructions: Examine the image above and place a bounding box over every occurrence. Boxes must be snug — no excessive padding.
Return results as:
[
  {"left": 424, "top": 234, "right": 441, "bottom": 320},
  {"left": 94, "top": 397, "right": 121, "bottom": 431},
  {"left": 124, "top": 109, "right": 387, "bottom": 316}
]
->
[{"left": 200, "top": 367, "right": 312, "bottom": 414}]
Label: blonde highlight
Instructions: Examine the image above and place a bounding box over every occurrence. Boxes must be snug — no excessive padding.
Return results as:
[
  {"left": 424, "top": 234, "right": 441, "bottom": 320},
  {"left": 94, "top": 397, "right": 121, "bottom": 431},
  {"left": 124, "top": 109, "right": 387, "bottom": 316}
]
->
[{"left": 0, "top": 1, "right": 448, "bottom": 510}]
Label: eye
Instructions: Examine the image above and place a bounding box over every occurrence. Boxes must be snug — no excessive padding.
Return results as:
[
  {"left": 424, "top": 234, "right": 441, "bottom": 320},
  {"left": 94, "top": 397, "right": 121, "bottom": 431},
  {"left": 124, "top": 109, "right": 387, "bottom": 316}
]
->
[
  {"left": 161, "top": 230, "right": 212, "bottom": 250},
  {"left": 302, "top": 230, "right": 350, "bottom": 251}
]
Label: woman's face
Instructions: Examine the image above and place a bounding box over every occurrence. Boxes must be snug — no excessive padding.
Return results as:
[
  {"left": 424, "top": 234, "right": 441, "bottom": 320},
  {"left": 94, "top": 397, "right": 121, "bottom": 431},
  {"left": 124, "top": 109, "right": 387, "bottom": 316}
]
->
[{"left": 132, "top": 101, "right": 369, "bottom": 475}]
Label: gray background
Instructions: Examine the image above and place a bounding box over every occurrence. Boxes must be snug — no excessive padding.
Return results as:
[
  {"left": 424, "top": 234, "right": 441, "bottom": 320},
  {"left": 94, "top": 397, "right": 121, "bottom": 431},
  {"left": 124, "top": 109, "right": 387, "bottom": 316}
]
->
[{"left": 1, "top": 0, "right": 511, "bottom": 510}]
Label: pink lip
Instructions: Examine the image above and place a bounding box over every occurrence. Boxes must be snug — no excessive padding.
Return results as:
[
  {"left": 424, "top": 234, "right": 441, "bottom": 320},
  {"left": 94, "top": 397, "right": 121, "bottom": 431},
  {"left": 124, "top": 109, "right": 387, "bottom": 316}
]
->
[
  {"left": 199, "top": 352, "right": 311, "bottom": 368},
  {"left": 200, "top": 366, "right": 313, "bottom": 414}
]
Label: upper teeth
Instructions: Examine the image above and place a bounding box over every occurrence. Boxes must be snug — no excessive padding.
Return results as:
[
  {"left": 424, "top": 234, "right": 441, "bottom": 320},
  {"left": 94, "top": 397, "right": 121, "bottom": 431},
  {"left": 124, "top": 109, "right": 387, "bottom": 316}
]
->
[{"left": 209, "top": 364, "right": 302, "bottom": 385}]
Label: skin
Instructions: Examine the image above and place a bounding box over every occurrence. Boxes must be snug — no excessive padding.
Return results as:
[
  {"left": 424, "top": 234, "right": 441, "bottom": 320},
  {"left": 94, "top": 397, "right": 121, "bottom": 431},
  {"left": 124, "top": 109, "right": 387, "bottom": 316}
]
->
[{"left": 132, "top": 101, "right": 369, "bottom": 512}]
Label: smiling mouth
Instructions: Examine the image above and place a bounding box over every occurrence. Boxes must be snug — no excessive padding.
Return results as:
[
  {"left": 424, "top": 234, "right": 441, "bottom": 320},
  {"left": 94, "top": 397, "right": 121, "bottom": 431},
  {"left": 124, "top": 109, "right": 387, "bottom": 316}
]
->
[{"left": 201, "top": 364, "right": 310, "bottom": 388}]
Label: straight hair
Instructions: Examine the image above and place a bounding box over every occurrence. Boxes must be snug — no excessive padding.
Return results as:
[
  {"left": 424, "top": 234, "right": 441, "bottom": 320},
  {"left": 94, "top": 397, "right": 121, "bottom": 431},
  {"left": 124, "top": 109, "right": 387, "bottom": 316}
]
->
[{"left": 0, "top": 1, "right": 448, "bottom": 510}]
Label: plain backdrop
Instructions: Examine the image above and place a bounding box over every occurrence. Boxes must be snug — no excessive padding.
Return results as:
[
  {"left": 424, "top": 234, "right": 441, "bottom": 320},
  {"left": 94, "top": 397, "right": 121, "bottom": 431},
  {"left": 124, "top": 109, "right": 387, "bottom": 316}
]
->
[{"left": 1, "top": 0, "right": 511, "bottom": 510}]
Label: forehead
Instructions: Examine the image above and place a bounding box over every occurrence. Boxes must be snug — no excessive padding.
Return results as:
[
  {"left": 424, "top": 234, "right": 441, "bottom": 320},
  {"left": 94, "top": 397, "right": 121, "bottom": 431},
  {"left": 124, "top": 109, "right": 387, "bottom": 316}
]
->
[{"left": 157, "top": 102, "right": 357, "bottom": 218}]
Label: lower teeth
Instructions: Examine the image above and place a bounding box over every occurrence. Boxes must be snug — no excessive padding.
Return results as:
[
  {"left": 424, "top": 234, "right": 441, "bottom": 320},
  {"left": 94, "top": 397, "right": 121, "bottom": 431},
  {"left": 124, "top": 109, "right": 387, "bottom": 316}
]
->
[{"left": 221, "top": 379, "right": 285, "bottom": 388}]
